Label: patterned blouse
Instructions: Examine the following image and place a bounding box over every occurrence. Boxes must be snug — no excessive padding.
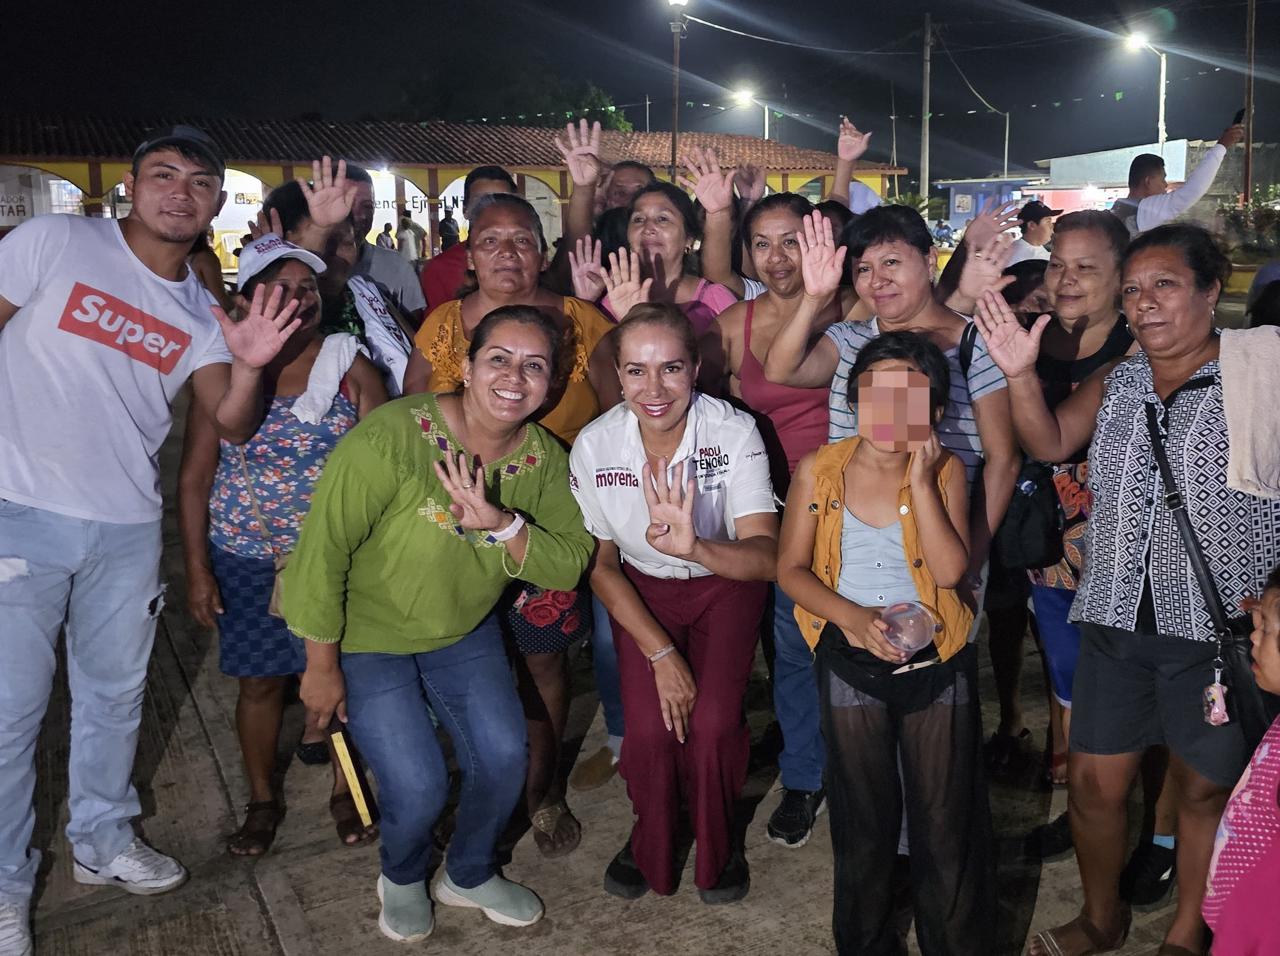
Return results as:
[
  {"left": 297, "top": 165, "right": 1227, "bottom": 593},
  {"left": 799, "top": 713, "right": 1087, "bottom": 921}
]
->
[
  {"left": 1070, "top": 351, "right": 1280, "bottom": 642},
  {"left": 209, "top": 392, "right": 358, "bottom": 559}
]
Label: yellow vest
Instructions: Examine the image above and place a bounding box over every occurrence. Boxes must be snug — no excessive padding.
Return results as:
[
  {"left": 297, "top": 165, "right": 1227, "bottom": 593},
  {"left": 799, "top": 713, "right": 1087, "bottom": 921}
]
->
[{"left": 793, "top": 436, "right": 974, "bottom": 662}]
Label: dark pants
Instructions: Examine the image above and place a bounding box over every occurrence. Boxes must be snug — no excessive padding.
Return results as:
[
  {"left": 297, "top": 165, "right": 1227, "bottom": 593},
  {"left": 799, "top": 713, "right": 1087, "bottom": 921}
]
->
[
  {"left": 612, "top": 568, "right": 766, "bottom": 894},
  {"left": 340, "top": 616, "right": 527, "bottom": 888},
  {"left": 817, "top": 639, "right": 995, "bottom": 956}
]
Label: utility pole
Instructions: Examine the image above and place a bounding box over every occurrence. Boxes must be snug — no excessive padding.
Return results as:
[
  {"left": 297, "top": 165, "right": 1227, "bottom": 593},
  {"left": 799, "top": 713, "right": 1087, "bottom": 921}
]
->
[
  {"left": 645, "top": 94, "right": 651, "bottom": 133},
  {"left": 670, "top": 15, "right": 687, "bottom": 178},
  {"left": 1244, "top": 0, "right": 1256, "bottom": 200},
  {"left": 920, "top": 13, "right": 933, "bottom": 204},
  {"left": 890, "top": 83, "right": 900, "bottom": 199},
  {"left": 1003, "top": 111, "right": 1010, "bottom": 179}
]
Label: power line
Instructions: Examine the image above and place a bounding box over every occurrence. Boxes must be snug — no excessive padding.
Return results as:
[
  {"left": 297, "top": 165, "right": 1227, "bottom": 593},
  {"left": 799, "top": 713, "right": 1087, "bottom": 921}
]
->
[{"left": 684, "top": 14, "right": 919, "bottom": 56}]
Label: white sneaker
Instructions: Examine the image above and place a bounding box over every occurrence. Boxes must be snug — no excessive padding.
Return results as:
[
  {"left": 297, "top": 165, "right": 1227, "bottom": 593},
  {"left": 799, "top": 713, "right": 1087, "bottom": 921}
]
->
[
  {"left": 0, "top": 902, "right": 32, "bottom": 956},
  {"left": 73, "top": 839, "right": 188, "bottom": 895}
]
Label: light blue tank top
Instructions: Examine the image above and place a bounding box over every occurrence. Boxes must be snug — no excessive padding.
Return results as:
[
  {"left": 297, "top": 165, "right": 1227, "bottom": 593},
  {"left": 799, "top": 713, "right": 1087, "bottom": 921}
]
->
[{"left": 836, "top": 508, "right": 920, "bottom": 608}]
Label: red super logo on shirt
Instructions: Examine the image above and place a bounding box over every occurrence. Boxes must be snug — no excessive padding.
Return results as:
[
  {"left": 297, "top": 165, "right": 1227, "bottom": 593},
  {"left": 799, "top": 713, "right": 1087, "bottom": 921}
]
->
[{"left": 57, "top": 282, "right": 192, "bottom": 374}]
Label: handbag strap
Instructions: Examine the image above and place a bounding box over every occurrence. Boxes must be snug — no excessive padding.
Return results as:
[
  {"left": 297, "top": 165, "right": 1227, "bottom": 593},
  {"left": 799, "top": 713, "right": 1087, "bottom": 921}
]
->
[
  {"left": 1142, "top": 401, "right": 1232, "bottom": 643},
  {"left": 236, "top": 448, "right": 279, "bottom": 558}
]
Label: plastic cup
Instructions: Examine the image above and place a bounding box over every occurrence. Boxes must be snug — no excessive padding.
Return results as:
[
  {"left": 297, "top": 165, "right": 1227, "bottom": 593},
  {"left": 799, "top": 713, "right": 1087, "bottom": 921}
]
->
[{"left": 881, "top": 601, "right": 938, "bottom": 654}]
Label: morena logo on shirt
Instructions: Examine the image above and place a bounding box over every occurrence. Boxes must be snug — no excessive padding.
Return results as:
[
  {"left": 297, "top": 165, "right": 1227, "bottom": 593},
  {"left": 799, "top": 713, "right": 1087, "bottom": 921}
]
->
[
  {"left": 595, "top": 468, "right": 640, "bottom": 489},
  {"left": 57, "top": 282, "right": 192, "bottom": 374}
]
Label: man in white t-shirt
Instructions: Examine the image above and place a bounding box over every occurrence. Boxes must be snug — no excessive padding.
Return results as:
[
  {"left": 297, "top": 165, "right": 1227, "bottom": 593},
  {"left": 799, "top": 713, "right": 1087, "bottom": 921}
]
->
[
  {"left": 0, "top": 126, "right": 338, "bottom": 954},
  {"left": 1007, "top": 200, "right": 1060, "bottom": 265},
  {"left": 1109, "top": 122, "right": 1244, "bottom": 237}
]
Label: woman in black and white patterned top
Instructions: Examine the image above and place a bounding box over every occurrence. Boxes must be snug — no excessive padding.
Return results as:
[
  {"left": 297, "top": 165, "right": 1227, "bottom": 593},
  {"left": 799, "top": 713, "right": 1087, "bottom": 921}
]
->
[{"left": 976, "top": 224, "right": 1280, "bottom": 956}]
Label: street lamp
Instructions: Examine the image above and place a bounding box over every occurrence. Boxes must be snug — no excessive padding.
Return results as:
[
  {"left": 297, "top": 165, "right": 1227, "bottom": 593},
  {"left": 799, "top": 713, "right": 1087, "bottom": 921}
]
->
[
  {"left": 734, "top": 88, "right": 769, "bottom": 139},
  {"left": 669, "top": 0, "right": 689, "bottom": 177},
  {"left": 1124, "top": 32, "right": 1167, "bottom": 149}
]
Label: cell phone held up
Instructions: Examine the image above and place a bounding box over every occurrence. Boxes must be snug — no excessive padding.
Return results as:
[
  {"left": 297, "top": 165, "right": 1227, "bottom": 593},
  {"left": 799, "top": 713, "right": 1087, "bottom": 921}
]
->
[{"left": 1232, "top": 108, "right": 1246, "bottom": 126}]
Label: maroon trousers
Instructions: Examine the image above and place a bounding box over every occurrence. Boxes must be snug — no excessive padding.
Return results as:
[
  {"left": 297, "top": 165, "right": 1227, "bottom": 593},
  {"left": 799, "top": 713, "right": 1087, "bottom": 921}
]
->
[{"left": 612, "top": 566, "right": 767, "bottom": 894}]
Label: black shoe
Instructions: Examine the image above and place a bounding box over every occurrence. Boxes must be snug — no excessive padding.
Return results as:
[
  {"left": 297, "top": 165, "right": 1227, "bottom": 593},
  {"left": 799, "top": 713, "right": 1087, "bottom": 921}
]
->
[
  {"left": 765, "top": 787, "right": 827, "bottom": 848},
  {"left": 698, "top": 849, "right": 750, "bottom": 905},
  {"left": 603, "top": 841, "right": 650, "bottom": 900},
  {"left": 1121, "top": 841, "right": 1177, "bottom": 910},
  {"left": 1024, "top": 811, "right": 1075, "bottom": 862},
  {"left": 295, "top": 739, "right": 331, "bottom": 766}
]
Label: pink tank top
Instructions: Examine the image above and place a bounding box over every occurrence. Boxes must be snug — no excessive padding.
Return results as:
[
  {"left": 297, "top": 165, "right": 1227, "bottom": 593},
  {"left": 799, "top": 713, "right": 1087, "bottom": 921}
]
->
[
  {"left": 737, "top": 300, "right": 830, "bottom": 478},
  {"left": 1203, "top": 717, "right": 1280, "bottom": 953}
]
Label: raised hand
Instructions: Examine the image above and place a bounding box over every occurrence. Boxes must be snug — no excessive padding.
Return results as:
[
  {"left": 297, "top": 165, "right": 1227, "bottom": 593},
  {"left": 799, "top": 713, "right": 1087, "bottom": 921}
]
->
[
  {"left": 297, "top": 156, "right": 357, "bottom": 229},
  {"left": 734, "top": 162, "right": 767, "bottom": 205},
  {"left": 603, "top": 248, "right": 653, "bottom": 321},
  {"left": 676, "top": 147, "right": 736, "bottom": 216},
  {"left": 973, "top": 288, "right": 1050, "bottom": 380},
  {"left": 213, "top": 282, "right": 303, "bottom": 369},
  {"left": 568, "top": 236, "right": 606, "bottom": 302},
  {"left": 963, "top": 198, "right": 1021, "bottom": 251},
  {"left": 797, "top": 209, "right": 846, "bottom": 300},
  {"left": 643, "top": 458, "right": 697, "bottom": 559},
  {"left": 245, "top": 206, "right": 285, "bottom": 243},
  {"left": 554, "top": 119, "right": 605, "bottom": 188},
  {"left": 837, "top": 116, "right": 873, "bottom": 162},
  {"left": 432, "top": 452, "right": 508, "bottom": 531},
  {"left": 955, "top": 232, "right": 1016, "bottom": 305},
  {"left": 1218, "top": 123, "right": 1245, "bottom": 148}
]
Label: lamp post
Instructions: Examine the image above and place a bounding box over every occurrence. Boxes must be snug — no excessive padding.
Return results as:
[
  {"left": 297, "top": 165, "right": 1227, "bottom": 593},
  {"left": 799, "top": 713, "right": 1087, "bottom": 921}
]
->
[
  {"left": 1125, "top": 32, "right": 1167, "bottom": 149},
  {"left": 669, "top": 0, "right": 689, "bottom": 177},
  {"left": 734, "top": 89, "right": 769, "bottom": 139}
]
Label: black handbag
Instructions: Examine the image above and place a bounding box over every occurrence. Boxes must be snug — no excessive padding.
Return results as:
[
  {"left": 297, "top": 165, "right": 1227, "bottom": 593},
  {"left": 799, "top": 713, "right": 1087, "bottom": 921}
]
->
[
  {"left": 995, "top": 459, "right": 1066, "bottom": 570},
  {"left": 1144, "top": 402, "right": 1279, "bottom": 751}
]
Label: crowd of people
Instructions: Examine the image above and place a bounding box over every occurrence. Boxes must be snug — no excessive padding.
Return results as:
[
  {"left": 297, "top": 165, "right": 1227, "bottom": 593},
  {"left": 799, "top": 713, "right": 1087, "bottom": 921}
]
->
[{"left": 0, "top": 116, "right": 1278, "bottom": 956}]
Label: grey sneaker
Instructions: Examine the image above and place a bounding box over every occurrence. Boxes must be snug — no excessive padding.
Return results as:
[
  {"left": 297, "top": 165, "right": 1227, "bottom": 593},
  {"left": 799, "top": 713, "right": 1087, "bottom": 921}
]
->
[
  {"left": 433, "top": 871, "right": 543, "bottom": 927},
  {"left": 73, "top": 838, "right": 188, "bottom": 895},
  {"left": 376, "top": 875, "right": 433, "bottom": 943},
  {"left": 0, "top": 902, "right": 32, "bottom": 956}
]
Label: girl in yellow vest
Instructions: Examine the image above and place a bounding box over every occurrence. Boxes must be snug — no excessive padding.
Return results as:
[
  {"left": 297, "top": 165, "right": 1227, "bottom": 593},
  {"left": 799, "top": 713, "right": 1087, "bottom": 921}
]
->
[{"left": 778, "top": 330, "right": 995, "bottom": 955}]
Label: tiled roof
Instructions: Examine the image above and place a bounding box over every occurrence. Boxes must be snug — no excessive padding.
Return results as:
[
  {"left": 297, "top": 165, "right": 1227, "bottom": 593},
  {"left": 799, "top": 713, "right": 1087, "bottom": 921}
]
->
[{"left": 0, "top": 114, "right": 902, "bottom": 174}]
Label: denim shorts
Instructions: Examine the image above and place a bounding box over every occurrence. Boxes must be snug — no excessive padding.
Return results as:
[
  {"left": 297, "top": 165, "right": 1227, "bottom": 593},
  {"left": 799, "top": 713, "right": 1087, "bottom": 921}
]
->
[{"left": 1070, "top": 621, "right": 1250, "bottom": 788}]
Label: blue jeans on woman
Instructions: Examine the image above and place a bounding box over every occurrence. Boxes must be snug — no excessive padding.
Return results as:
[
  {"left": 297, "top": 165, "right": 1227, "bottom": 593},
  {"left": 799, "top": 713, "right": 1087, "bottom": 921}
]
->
[
  {"left": 590, "top": 595, "right": 626, "bottom": 739},
  {"left": 340, "top": 615, "right": 527, "bottom": 888}
]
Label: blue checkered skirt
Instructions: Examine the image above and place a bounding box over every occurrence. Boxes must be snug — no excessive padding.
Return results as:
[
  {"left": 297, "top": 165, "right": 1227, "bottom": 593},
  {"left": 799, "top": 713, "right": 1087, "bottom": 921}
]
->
[{"left": 210, "top": 545, "right": 307, "bottom": 678}]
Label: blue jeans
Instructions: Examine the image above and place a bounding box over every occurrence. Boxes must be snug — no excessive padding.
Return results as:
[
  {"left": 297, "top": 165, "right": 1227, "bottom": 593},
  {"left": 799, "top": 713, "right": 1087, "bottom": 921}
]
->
[
  {"left": 772, "top": 585, "right": 825, "bottom": 792},
  {"left": 590, "top": 595, "right": 625, "bottom": 739},
  {"left": 0, "top": 499, "right": 164, "bottom": 904},
  {"left": 340, "top": 616, "right": 527, "bottom": 888}
]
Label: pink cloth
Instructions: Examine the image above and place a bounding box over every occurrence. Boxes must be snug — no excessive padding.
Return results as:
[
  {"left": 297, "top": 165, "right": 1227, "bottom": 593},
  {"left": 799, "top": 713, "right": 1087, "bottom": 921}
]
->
[
  {"left": 736, "top": 300, "right": 829, "bottom": 478},
  {"left": 602, "top": 279, "right": 737, "bottom": 334},
  {"left": 1204, "top": 717, "right": 1280, "bottom": 954}
]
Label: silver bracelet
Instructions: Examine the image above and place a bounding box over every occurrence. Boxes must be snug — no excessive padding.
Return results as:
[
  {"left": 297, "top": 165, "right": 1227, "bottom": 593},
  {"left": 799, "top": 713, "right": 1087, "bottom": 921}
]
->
[{"left": 647, "top": 643, "right": 677, "bottom": 665}]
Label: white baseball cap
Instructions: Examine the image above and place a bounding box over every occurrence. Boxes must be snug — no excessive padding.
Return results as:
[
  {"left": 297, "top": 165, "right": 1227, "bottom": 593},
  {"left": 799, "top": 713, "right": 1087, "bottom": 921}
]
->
[{"left": 236, "top": 233, "right": 327, "bottom": 291}]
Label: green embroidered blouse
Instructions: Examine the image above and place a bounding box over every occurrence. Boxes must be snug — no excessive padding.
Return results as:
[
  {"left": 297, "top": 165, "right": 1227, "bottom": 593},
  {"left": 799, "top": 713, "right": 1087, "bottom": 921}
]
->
[{"left": 281, "top": 393, "right": 593, "bottom": 655}]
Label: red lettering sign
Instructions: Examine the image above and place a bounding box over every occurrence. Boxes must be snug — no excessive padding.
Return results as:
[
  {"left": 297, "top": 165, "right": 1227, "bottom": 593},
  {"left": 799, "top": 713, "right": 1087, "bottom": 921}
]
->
[{"left": 57, "top": 282, "right": 192, "bottom": 374}]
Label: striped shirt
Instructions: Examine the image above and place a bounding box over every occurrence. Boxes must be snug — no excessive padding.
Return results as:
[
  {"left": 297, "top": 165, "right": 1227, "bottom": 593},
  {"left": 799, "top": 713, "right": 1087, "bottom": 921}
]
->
[{"left": 825, "top": 318, "right": 1008, "bottom": 483}]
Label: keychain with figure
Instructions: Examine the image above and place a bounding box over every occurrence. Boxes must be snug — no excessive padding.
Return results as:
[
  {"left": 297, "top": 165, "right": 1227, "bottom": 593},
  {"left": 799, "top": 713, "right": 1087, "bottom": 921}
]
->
[{"left": 1203, "top": 660, "right": 1230, "bottom": 727}]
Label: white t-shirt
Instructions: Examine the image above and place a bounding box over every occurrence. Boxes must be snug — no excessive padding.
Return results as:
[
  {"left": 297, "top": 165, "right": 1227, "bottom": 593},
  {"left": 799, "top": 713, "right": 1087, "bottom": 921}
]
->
[
  {"left": 1007, "top": 237, "right": 1051, "bottom": 265},
  {"left": 0, "top": 215, "right": 232, "bottom": 523},
  {"left": 569, "top": 393, "right": 776, "bottom": 579}
]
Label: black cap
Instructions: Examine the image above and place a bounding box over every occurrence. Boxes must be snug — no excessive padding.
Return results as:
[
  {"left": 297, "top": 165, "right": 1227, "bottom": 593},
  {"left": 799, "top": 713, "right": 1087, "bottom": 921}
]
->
[
  {"left": 1018, "top": 200, "right": 1063, "bottom": 223},
  {"left": 131, "top": 124, "right": 226, "bottom": 179}
]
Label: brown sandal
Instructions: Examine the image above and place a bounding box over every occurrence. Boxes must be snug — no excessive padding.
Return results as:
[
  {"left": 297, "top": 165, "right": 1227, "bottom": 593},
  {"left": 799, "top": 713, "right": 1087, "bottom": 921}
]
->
[
  {"left": 228, "top": 801, "right": 282, "bottom": 857},
  {"left": 530, "top": 799, "right": 581, "bottom": 858},
  {"left": 330, "top": 791, "right": 378, "bottom": 847},
  {"left": 1030, "top": 906, "right": 1130, "bottom": 956}
]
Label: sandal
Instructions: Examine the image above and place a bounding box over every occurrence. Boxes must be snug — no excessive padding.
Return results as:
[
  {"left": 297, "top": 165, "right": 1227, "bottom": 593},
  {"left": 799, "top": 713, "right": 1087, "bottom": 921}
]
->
[
  {"left": 1029, "top": 906, "right": 1130, "bottom": 956},
  {"left": 296, "top": 739, "right": 330, "bottom": 766},
  {"left": 330, "top": 791, "right": 378, "bottom": 847},
  {"left": 228, "top": 800, "right": 283, "bottom": 857},
  {"left": 1045, "top": 750, "right": 1069, "bottom": 788},
  {"left": 530, "top": 799, "right": 581, "bottom": 859},
  {"left": 987, "top": 727, "right": 1032, "bottom": 774}
]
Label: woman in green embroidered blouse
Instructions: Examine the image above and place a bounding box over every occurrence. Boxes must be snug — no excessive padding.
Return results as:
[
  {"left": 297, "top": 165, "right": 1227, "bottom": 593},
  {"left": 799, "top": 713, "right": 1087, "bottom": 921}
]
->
[{"left": 281, "top": 306, "right": 592, "bottom": 941}]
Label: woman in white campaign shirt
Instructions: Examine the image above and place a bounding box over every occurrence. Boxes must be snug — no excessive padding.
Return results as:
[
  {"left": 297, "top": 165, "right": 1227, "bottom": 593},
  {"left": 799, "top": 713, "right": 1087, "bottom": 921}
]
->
[{"left": 569, "top": 303, "right": 778, "bottom": 905}]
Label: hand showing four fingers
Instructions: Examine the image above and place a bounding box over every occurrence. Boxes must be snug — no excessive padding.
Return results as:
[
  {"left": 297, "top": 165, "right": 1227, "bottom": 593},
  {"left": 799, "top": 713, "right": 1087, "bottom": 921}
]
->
[{"left": 432, "top": 452, "right": 509, "bottom": 531}]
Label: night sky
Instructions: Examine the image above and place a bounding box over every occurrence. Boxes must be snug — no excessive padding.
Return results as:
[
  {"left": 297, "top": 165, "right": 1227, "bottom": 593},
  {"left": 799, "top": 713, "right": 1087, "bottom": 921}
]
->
[{"left": 7, "top": 0, "right": 1276, "bottom": 185}]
